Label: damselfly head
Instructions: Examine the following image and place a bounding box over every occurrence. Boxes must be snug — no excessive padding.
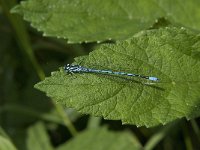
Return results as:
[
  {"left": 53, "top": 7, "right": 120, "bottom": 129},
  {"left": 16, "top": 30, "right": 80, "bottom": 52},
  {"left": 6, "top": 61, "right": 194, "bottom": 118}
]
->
[
  {"left": 64, "top": 64, "right": 82, "bottom": 73},
  {"left": 64, "top": 64, "right": 71, "bottom": 70}
]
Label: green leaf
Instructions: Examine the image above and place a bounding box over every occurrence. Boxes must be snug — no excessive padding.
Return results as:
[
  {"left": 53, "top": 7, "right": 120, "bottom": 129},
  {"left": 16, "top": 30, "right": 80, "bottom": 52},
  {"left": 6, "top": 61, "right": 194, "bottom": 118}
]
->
[
  {"left": 1, "top": 0, "right": 45, "bottom": 80},
  {"left": 35, "top": 27, "right": 200, "bottom": 127},
  {"left": 0, "top": 135, "right": 17, "bottom": 150},
  {"left": 56, "top": 127, "right": 141, "bottom": 150},
  {"left": 26, "top": 122, "right": 54, "bottom": 150},
  {"left": 11, "top": 0, "right": 165, "bottom": 43},
  {"left": 12, "top": 0, "right": 200, "bottom": 43},
  {"left": 0, "top": 136, "right": 17, "bottom": 150},
  {"left": 155, "top": 0, "right": 200, "bottom": 31}
]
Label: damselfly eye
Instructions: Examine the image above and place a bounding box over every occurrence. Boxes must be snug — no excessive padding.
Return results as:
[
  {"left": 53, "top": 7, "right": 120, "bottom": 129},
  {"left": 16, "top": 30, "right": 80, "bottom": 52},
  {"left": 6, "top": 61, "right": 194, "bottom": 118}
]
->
[{"left": 64, "top": 65, "right": 70, "bottom": 70}]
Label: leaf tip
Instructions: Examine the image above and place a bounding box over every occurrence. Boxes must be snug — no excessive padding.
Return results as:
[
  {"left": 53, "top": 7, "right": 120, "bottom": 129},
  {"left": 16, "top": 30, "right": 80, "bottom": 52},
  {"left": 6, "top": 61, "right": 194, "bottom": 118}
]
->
[
  {"left": 10, "top": 5, "right": 22, "bottom": 14},
  {"left": 33, "top": 82, "right": 41, "bottom": 90}
]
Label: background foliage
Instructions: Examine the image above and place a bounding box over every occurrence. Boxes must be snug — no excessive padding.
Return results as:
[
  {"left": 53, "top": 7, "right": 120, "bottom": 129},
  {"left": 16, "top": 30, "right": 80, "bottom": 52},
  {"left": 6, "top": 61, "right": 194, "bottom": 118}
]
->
[{"left": 0, "top": 0, "right": 200, "bottom": 150}]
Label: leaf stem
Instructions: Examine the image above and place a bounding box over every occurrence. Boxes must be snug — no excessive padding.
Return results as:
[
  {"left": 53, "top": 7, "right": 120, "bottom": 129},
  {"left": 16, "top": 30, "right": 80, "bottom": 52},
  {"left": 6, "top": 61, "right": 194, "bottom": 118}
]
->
[
  {"left": 87, "top": 116, "right": 101, "bottom": 129},
  {"left": 53, "top": 102, "right": 78, "bottom": 136},
  {"left": 182, "top": 123, "right": 193, "bottom": 150},
  {"left": 0, "top": 0, "right": 78, "bottom": 137},
  {"left": 144, "top": 122, "right": 176, "bottom": 150},
  {"left": 0, "top": 0, "right": 45, "bottom": 80},
  {"left": 190, "top": 119, "right": 200, "bottom": 142}
]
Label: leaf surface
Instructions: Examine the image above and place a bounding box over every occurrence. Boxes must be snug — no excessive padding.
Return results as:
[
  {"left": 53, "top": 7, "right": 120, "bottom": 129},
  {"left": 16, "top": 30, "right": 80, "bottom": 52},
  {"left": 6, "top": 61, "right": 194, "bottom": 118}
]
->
[
  {"left": 12, "top": 0, "right": 163, "bottom": 42},
  {"left": 35, "top": 27, "right": 200, "bottom": 127},
  {"left": 26, "top": 122, "right": 54, "bottom": 150},
  {"left": 56, "top": 127, "right": 141, "bottom": 150},
  {"left": 0, "top": 128, "right": 17, "bottom": 150},
  {"left": 12, "top": 0, "right": 200, "bottom": 43}
]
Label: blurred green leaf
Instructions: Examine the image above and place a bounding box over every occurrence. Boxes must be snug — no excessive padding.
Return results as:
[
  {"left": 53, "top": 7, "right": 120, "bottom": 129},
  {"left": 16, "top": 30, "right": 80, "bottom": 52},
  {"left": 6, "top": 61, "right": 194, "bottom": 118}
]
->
[
  {"left": 11, "top": 0, "right": 164, "bottom": 43},
  {"left": 0, "top": 134, "right": 17, "bottom": 150},
  {"left": 0, "top": 127, "right": 18, "bottom": 150},
  {"left": 0, "top": 25, "right": 64, "bottom": 148},
  {"left": 56, "top": 127, "right": 141, "bottom": 150},
  {"left": 12, "top": 0, "right": 200, "bottom": 43},
  {"left": 0, "top": 0, "right": 45, "bottom": 79},
  {"left": 154, "top": 0, "right": 200, "bottom": 31},
  {"left": 35, "top": 27, "right": 200, "bottom": 127},
  {"left": 26, "top": 122, "right": 54, "bottom": 150}
]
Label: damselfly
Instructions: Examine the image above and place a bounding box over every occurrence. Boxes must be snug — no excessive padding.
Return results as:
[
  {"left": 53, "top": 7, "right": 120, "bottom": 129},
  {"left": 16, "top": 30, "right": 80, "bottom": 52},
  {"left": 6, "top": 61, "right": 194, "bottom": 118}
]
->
[{"left": 64, "top": 64, "right": 159, "bottom": 81}]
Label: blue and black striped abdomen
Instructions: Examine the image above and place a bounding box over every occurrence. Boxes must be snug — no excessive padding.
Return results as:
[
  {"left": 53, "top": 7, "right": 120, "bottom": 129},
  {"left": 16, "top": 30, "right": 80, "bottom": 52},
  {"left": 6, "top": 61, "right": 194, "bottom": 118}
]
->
[{"left": 64, "top": 64, "right": 159, "bottom": 81}]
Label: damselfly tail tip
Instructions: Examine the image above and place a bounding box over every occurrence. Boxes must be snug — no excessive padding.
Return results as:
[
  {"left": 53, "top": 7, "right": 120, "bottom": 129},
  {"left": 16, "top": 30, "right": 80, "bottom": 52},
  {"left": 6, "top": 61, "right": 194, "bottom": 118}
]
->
[{"left": 149, "top": 77, "right": 159, "bottom": 81}]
